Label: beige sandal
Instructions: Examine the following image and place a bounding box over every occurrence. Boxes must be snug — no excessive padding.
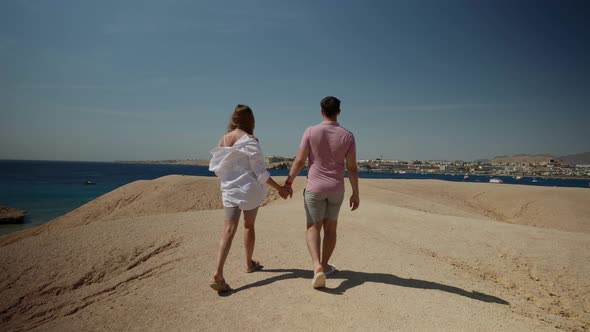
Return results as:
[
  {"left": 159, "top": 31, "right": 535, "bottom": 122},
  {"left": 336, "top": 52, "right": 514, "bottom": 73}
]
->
[
  {"left": 246, "top": 260, "right": 263, "bottom": 273},
  {"left": 210, "top": 279, "right": 232, "bottom": 292}
]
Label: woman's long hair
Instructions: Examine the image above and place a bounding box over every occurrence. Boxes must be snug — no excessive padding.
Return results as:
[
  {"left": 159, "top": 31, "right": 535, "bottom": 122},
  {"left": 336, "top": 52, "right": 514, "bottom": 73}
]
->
[{"left": 227, "top": 104, "right": 255, "bottom": 135}]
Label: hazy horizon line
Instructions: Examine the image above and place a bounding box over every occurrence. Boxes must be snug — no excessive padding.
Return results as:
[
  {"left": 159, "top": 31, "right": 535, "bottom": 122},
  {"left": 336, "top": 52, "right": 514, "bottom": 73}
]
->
[{"left": 2, "top": 151, "right": 588, "bottom": 164}]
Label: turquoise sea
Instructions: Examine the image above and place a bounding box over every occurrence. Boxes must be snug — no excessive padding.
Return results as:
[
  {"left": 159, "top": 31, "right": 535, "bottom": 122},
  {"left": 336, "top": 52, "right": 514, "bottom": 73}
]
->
[{"left": 1, "top": 160, "right": 588, "bottom": 236}]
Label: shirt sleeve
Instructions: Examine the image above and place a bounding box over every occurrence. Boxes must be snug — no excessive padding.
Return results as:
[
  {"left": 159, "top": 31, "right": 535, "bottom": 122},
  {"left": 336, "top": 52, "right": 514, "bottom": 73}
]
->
[
  {"left": 345, "top": 134, "right": 356, "bottom": 158},
  {"left": 299, "top": 127, "right": 310, "bottom": 149},
  {"left": 246, "top": 140, "right": 271, "bottom": 184}
]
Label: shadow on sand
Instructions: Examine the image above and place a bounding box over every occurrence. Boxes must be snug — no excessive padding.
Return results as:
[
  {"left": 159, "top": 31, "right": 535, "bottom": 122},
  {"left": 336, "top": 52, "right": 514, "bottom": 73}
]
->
[{"left": 225, "top": 268, "right": 509, "bottom": 305}]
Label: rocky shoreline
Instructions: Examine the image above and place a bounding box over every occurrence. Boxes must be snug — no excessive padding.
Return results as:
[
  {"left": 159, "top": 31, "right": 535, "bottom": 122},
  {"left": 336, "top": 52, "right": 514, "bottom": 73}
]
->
[{"left": 0, "top": 206, "right": 27, "bottom": 224}]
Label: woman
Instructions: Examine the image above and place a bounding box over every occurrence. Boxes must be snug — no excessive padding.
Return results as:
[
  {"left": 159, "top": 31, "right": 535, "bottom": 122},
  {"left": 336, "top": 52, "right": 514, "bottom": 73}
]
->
[{"left": 208, "top": 104, "right": 290, "bottom": 291}]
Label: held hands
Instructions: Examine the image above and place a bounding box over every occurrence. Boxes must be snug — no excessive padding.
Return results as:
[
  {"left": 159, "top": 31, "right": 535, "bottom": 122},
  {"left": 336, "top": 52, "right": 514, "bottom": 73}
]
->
[
  {"left": 277, "top": 183, "right": 293, "bottom": 200},
  {"left": 349, "top": 194, "right": 360, "bottom": 211},
  {"left": 278, "top": 186, "right": 292, "bottom": 199}
]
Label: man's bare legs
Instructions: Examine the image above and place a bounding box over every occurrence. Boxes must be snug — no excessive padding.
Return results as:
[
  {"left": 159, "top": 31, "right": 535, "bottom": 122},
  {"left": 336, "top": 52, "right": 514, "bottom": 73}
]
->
[
  {"left": 213, "top": 218, "right": 238, "bottom": 283},
  {"left": 321, "top": 219, "right": 337, "bottom": 271},
  {"left": 306, "top": 221, "right": 324, "bottom": 274},
  {"left": 307, "top": 219, "right": 338, "bottom": 272}
]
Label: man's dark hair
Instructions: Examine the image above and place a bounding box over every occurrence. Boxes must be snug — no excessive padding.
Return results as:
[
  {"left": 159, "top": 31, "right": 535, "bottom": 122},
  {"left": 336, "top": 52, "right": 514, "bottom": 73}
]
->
[{"left": 320, "top": 96, "right": 341, "bottom": 118}]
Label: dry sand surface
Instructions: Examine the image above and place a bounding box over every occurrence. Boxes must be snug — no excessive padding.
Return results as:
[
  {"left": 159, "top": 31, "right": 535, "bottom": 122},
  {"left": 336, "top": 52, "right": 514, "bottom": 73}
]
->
[{"left": 0, "top": 176, "right": 589, "bottom": 331}]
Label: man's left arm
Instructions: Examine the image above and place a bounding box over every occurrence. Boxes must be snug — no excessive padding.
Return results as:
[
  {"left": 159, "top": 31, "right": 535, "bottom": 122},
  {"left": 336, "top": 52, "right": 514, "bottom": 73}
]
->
[
  {"left": 285, "top": 146, "right": 309, "bottom": 197},
  {"left": 346, "top": 138, "right": 359, "bottom": 211}
]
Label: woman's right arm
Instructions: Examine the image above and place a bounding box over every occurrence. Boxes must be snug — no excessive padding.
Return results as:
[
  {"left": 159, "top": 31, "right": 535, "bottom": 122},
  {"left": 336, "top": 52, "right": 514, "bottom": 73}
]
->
[
  {"left": 245, "top": 140, "right": 290, "bottom": 199},
  {"left": 266, "top": 177, "right": 290, "bottom": 198}
]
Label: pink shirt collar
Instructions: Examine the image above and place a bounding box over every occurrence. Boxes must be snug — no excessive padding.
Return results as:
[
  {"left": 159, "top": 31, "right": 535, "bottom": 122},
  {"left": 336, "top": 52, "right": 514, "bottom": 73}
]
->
[{"left": 321, "top": 121, "right": 340, "bottom": 126}]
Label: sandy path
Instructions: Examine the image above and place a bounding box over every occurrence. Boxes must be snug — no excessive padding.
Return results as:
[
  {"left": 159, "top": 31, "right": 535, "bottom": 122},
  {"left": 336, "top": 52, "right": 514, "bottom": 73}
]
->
[{"left": 0, "top": 177, "right": 588, "bottom": 331}]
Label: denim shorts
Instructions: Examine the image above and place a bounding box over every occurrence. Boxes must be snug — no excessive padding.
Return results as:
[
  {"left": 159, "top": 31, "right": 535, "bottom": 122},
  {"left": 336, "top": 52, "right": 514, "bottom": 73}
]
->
[{"left": 304, "top": 190, "right": 345, "bottom": 223}]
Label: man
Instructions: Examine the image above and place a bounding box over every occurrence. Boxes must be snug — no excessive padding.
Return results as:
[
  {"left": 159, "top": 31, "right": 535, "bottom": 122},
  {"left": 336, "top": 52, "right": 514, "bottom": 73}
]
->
[{"left": 284, "top": 96, "right": 360, "bottom": 289}]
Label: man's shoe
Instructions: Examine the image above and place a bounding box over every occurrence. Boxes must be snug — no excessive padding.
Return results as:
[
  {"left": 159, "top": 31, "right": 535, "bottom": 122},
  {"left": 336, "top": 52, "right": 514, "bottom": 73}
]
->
[{"left": 312, "top": 272, "right": 326, "bottom": 289}]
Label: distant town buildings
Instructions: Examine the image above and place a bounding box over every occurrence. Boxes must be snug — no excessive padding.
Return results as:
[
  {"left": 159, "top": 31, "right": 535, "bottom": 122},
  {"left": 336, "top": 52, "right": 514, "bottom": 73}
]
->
[
  {"left": 265, "top": 156, "right": 294, "bottom": 164},
  {"left": 356, "top": 159, "right": 590, "bottom": 178},
  {"left": 116, "top": 156, "right": 590, "bottom": 178},
  {"left": 260, "top": 155, "right": 590, "bottom": 178},
  {"left": 264, "top": 156, "right": 294, "bottom": 170}
]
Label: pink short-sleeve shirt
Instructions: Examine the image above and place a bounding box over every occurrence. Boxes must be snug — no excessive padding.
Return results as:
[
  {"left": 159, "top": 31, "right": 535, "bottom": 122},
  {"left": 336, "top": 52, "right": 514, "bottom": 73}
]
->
[{"left": 300, "top": 121, "right": 356, "bottom": 193}]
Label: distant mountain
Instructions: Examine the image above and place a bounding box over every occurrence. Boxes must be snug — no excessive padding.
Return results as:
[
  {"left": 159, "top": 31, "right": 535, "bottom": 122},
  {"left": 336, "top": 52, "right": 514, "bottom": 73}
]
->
[
  {"left": 483, "top": 152, "right": 590, "bottom": 165},
  {"left": 491, "top": 154, "right": 556, "bottom": 164},
  {"left": 511, "top": 153, "right": 553, "bottom": 157},
  {"left": 559, "top": 152, "right": 590, "bottom": 165}
]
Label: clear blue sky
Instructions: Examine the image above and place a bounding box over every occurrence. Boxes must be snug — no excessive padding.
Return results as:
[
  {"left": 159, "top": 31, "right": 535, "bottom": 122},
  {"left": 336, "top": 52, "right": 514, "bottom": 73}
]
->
[{"left": 1, "top": 0, "right": 588, "bottom": 161}]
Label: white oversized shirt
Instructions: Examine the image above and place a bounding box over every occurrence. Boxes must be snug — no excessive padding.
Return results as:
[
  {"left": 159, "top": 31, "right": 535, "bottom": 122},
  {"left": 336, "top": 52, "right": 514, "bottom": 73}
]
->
[{"left": 209, "top": 134, "right": 270, "bottom": 210}]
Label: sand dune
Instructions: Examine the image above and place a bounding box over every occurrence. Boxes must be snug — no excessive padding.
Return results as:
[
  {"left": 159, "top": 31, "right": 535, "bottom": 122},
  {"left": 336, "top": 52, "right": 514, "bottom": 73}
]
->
[
  {"left": 363, "top": 180, "right": 590, "bottom": 233},
  {"left": 0, "top": 176, "right": 588, "bottom": 331},
  {"left": 0, "top": 176, "right": 304, "bottom": 248}
]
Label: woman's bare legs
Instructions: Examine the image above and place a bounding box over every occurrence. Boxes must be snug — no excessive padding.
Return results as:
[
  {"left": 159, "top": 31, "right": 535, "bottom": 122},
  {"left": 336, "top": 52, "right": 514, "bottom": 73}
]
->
[
  {"left": 243, "top": 213, "right": 257, "bottom": 270},
  {"left": 213, "top": 218, "right": 239, "bottom": 283}
]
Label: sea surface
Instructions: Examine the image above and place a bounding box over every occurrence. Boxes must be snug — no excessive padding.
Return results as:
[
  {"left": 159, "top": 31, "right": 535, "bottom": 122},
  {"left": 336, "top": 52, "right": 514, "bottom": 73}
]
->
[{"left": 1, "top": 160, "right": 588, "bottom": 236}]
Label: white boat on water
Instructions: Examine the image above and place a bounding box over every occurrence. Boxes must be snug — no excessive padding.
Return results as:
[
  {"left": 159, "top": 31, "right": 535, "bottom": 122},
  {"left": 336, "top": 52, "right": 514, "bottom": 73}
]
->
[
  {"left": 463, "top": 174, "right": 469, "bottom": 180},
  {"left": 532, "top": 179, "right": 539, "bottom": 183},
  {"left": 489, "top": 178, "right": 503, "bottom": 184},
  {"left": 515, "top": 176, "right": 522, "bottom": 180}
]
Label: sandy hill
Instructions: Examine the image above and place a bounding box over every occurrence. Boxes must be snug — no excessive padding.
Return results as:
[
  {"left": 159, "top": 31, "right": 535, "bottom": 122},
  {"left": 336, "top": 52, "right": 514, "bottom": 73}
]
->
[
  {"left": 1, "top": 176, "right": 589, "bottom": 331},
  {"left": 560, "top": 152, "right": 590, "bottom": 165}
]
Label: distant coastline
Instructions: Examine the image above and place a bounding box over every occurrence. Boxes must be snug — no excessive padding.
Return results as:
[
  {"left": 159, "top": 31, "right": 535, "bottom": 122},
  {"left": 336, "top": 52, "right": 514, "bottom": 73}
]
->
[
  {"left": 114, "top": 159, "right": 292, "bottom": 170},
  {"left": 1, "top": 160, "right": 588, "bottom": 236},
  {"left": 114, "top": 159, "right": 210, "bottom": 166},
  {"left": 113, "top": 158, "right": 590, "bottom": 180}
]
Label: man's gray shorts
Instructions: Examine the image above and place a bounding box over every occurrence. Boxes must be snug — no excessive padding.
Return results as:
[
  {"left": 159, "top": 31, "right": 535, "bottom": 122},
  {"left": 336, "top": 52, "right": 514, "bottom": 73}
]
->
[{"left": 304, "top": 190, "right": 345, "bottom": 224}]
